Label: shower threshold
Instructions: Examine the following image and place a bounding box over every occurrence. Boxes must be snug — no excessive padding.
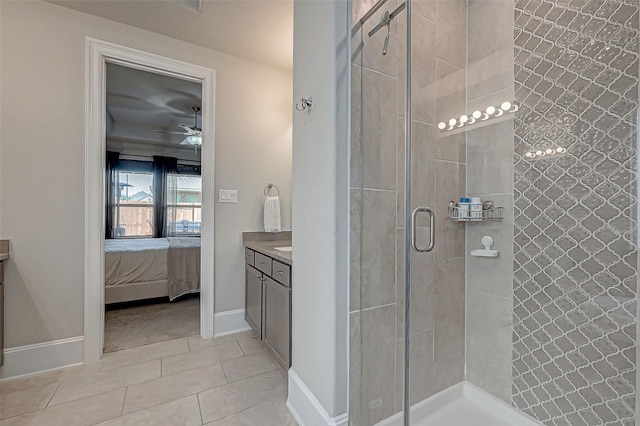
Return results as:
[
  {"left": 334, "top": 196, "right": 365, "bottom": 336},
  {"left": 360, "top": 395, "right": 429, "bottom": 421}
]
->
[{"left": 375, "top": 381, "right": 542, "bottom": 426}]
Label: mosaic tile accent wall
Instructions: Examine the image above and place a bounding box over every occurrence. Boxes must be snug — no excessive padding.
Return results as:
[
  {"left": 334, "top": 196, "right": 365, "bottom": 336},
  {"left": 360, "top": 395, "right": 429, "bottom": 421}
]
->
[{"left": 513, "top": 0, "right": 638, "bottom": 424}]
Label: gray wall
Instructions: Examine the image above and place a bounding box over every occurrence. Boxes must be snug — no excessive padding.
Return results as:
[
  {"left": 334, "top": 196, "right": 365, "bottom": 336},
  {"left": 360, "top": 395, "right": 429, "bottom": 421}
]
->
[
  {"left": 512, "top": 0, "right": 638, "bottom": 424},
  {"left": 464, "top": 0, "right": 515, "bottom": 403},
  {"left": 350, "top": 0, "right": 467, "bottom": 423},
  {"left": 289, "top": 0, "right": 349, "bottom": 419},
  {"left": 0, "top": 1, "right": 292, "bottom": 349}
]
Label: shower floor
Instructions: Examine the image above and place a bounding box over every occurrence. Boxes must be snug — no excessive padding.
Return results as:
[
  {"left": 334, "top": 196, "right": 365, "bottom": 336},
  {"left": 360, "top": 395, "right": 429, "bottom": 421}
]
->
[{"left": 376, "top": 382, "right": 541, "bottom": 426}]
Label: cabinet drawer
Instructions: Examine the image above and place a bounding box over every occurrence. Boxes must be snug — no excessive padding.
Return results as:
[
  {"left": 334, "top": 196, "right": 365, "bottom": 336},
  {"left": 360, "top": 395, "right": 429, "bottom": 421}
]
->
[
  {"left": 244, "top": 248, "right": 255, "bottom": 266},
  {"left": 272, "top": 260, "right": 290, "bottom": 287},
  {"left": 254, "top": 252, "right": 272, "bottom": 276}
]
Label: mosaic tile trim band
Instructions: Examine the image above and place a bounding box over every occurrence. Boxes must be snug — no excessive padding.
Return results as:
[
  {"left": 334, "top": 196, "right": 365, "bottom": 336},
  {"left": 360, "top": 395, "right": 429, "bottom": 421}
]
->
[{"left": 513, "top": 0, "right": 638, "bottom": 424}]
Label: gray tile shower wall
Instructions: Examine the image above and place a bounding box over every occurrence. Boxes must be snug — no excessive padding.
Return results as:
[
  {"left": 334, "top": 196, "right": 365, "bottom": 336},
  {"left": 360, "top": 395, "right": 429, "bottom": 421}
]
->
[
  {"left": 465, "top": 0, "right": 516, "bottom": 404},
  {"left": 513, "top": 0, "right": 638, "bottom": 425}
]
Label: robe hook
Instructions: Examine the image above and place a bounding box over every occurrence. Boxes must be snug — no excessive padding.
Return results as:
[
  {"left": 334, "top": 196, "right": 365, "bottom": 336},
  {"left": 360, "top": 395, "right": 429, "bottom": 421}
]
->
[{"left": 296, "top": 97, "right": 313, "bottom": 111}]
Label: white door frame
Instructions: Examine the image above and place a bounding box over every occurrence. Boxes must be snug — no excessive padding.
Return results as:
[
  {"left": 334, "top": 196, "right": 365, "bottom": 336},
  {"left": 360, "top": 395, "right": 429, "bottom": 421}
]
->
[{"left": 84, "top": 38, "right": 216, "bottom": 362}]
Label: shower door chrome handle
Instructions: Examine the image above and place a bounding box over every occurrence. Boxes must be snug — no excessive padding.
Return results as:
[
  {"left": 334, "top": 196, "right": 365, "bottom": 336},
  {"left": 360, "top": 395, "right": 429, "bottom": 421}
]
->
[{"left": 410, "top": 207, "right": 435, "bottom": 253}]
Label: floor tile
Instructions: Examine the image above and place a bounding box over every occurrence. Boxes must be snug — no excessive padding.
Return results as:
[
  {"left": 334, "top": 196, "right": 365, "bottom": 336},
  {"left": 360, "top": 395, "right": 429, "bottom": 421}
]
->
[
  {"left": 95, "top": 395, "right": 202, "bottom": 426},
  {"left": 162, "top": 341, "right": 243, "bottom": 376},
  {"left": 101, "top": 338, "right": 189, "bottom": 371},
  {"left": 1, "top": 388, "right": 125, "bottom": 426},
  {"left": 198, "top": 370, "right": 287, "bottom": 424},
  {"left": 238, "top": 338, "right": 264, "bottom": 356},
  {"left": 0, "top": 383, "right": 58, "bottom": 419},
  {"left": 0, "top": 363, "right": 102, "bottom": 395},
  {"left": 204, "top": 402, "right": 296, "bottom": 426},
  {"left": 220, "top": 352, "right": 279, "bottom": 383},
  {"left": 187, "top": 331, "right": 254, "bottom": 352},
  {"left": 273, "top": 399, "right": 298, "bottom": 424},
  {"left": 0, "top": 333, "right": 283, "bottom": 426},
  {"left": 49, "top": 359, "right": 160, "bottom": 406},
  {"left": 123, "top": 362, "right": 226, "bottom": 414}
]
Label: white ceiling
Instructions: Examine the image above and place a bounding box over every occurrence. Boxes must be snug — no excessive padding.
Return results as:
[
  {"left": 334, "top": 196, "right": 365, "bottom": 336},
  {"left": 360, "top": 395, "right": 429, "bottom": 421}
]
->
[
  {"left": 48, "top": 0, "right": 293, "bottom": 71},
  {"left": 106, "top": 63, "right": 203, "bottom": 160}
]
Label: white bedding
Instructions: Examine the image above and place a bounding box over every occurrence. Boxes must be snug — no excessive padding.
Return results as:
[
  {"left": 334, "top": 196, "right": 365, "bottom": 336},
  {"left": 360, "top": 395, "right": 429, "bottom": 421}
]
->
[{"left": 104, "top": 237, "right": 200, "bottom": 301}]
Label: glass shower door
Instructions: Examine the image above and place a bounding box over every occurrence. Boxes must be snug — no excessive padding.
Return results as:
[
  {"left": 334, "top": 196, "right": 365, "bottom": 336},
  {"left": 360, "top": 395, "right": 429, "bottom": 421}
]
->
[
  {"left": 350, "top": 0, "right": 467, "bottom": 423},
  {"left": 350, "top": 0, "right": 408, "bottom": 423}
]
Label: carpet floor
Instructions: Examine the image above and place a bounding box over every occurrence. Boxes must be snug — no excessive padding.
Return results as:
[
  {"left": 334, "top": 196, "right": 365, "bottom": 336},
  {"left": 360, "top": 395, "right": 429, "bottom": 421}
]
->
[{"left": 104, "top": 297, "right": 200, "bottom": 353}]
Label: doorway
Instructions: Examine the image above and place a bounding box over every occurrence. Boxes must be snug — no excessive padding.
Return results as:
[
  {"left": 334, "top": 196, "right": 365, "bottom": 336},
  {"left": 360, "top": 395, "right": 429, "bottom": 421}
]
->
[
  {"left": 84, "top": 38, "right": 216, "bottom": 362},
  {"left": 103, "top": 62, "right": 204, "bottom": 353}
]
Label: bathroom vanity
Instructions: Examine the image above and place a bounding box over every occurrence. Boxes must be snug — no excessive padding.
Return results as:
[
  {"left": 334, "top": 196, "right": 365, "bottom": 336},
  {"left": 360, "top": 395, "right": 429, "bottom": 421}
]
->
[
  {"left": 0, "top": 240, "right": 9, "bottom": 368},
  {"left": 243, "top": 232, "right": 292, "bottom": 369}
]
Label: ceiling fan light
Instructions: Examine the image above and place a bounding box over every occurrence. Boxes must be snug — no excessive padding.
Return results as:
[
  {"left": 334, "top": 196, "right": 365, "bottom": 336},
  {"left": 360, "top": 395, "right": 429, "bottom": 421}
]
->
[{"left": 186, "top": 135, "right": 202, "bottom": 146}]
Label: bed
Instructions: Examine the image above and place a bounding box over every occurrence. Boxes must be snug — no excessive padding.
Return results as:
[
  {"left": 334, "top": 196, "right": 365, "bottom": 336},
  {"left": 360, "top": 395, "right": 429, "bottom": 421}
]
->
[{"left": 104, "top": 237, "right": 201, "bottom": 304}]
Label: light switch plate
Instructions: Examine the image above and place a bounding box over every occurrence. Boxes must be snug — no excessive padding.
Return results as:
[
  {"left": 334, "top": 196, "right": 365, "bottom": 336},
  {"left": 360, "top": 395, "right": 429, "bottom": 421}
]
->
[{"left": 218, "top": 189, "right": 238, "bottom": 203}]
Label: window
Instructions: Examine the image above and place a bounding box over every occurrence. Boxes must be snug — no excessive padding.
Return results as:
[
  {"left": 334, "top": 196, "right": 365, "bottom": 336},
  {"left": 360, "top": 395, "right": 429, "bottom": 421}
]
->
[
  {"left": 116, "top": 171, "right": 154, "bottom": 237},
  {"left": 106, "top": 157, "right": 202, "bottom": 239},
  {"left": 170, "top": 175, "right": 202, "bottom": 236}
]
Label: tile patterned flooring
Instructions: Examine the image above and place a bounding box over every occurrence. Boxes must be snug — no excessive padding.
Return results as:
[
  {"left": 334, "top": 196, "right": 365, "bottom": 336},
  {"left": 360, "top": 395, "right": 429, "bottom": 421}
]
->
[{"left": 0, "top": 331, "right": 297, "bottom": 425}]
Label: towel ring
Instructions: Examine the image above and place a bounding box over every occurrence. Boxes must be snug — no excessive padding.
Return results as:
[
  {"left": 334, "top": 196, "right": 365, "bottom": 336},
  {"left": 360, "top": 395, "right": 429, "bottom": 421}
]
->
[{"left": 264, "top": 183, "right": 280, "bottom": 197}]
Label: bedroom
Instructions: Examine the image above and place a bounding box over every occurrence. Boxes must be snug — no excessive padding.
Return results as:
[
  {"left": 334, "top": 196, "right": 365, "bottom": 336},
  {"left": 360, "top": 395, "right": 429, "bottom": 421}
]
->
[{"left": 103, "top": 63, "right": 204, "bottom": 352}]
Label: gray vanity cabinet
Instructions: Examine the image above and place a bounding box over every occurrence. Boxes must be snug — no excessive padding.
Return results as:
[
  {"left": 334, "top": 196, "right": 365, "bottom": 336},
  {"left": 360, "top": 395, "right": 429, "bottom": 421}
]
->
[
  {"left": 245, "top": 263, "right": 263, "bottom": 339},
  {"left": 244, "top": 246, "right": 292, "bottom": 369},
  {"left": 0, "top": 242, "right": 9, "bottom": 369},
  {"left": 0, "top": 262, "right": 4, "bottom": 367}
]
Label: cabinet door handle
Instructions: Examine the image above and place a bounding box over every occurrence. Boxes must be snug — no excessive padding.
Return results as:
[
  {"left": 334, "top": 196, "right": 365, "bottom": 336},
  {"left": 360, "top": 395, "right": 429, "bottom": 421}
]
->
[
  {"left": 260, "top": 262, "right": 265, "bottom": 266},
  {"left": 278, "top": 271, "right": 284, "bottom": 275}
]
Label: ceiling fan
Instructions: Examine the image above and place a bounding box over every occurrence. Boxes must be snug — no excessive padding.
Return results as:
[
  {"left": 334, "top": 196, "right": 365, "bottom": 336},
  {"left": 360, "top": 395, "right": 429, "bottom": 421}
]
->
[{"left": 154, "top": 106, "right": 202, "bottom": 146}]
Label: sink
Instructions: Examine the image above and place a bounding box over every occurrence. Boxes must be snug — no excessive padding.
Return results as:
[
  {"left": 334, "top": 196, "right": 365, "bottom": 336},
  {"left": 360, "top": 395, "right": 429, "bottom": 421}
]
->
[{"left": 274, "top": 246, "right": 292, "bottom": 252}]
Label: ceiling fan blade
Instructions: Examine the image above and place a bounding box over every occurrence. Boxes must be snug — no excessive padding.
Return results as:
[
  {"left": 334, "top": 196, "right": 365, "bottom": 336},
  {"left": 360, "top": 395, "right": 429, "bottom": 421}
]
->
[{"left": 153, "top": 130, "right": 190, "bottom": 135}]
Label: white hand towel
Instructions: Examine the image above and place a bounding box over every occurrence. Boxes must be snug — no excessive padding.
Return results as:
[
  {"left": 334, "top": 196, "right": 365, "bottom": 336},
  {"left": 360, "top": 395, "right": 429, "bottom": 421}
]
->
[{"left": 264, "top": 196, "right": 281, "bottom": 233}]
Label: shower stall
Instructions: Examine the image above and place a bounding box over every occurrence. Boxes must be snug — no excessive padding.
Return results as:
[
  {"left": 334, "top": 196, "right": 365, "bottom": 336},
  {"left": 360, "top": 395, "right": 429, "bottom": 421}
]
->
[{"left": 350, "top": 0, "right": 639, "bottom": 425}]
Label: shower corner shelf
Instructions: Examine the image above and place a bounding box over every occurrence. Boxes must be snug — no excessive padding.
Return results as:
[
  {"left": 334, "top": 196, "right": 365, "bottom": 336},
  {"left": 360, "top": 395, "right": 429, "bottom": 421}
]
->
[{"left": 448, "top": 206, "right": 504, "bottom": 222}]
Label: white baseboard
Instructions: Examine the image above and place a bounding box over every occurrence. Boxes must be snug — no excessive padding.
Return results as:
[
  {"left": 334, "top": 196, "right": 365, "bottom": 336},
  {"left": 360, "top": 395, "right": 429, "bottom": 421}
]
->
[
  {"left": 287, "top": 368, "right": 348, "bottom": 426},
  {"left": 1, "top": 336, "right": 84, "bottom": 379},
  {"left": 213, "top": 308, "right": 251, "bottom": 338}
]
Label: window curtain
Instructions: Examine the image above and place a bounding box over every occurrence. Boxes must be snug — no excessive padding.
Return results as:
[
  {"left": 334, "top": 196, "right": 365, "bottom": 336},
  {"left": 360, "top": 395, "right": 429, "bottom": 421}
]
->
[
  {"left": 153, "top": 156, "right": 178, "bottom": 238},
  {"left": 105, "top": 151, "right": 120, "bottom": 239}
]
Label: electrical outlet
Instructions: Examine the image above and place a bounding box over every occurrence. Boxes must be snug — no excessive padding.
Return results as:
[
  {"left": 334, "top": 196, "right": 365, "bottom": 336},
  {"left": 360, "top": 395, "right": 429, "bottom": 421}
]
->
[{"left": 218, "top": 189, "right": 238, "bottom": 203}]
